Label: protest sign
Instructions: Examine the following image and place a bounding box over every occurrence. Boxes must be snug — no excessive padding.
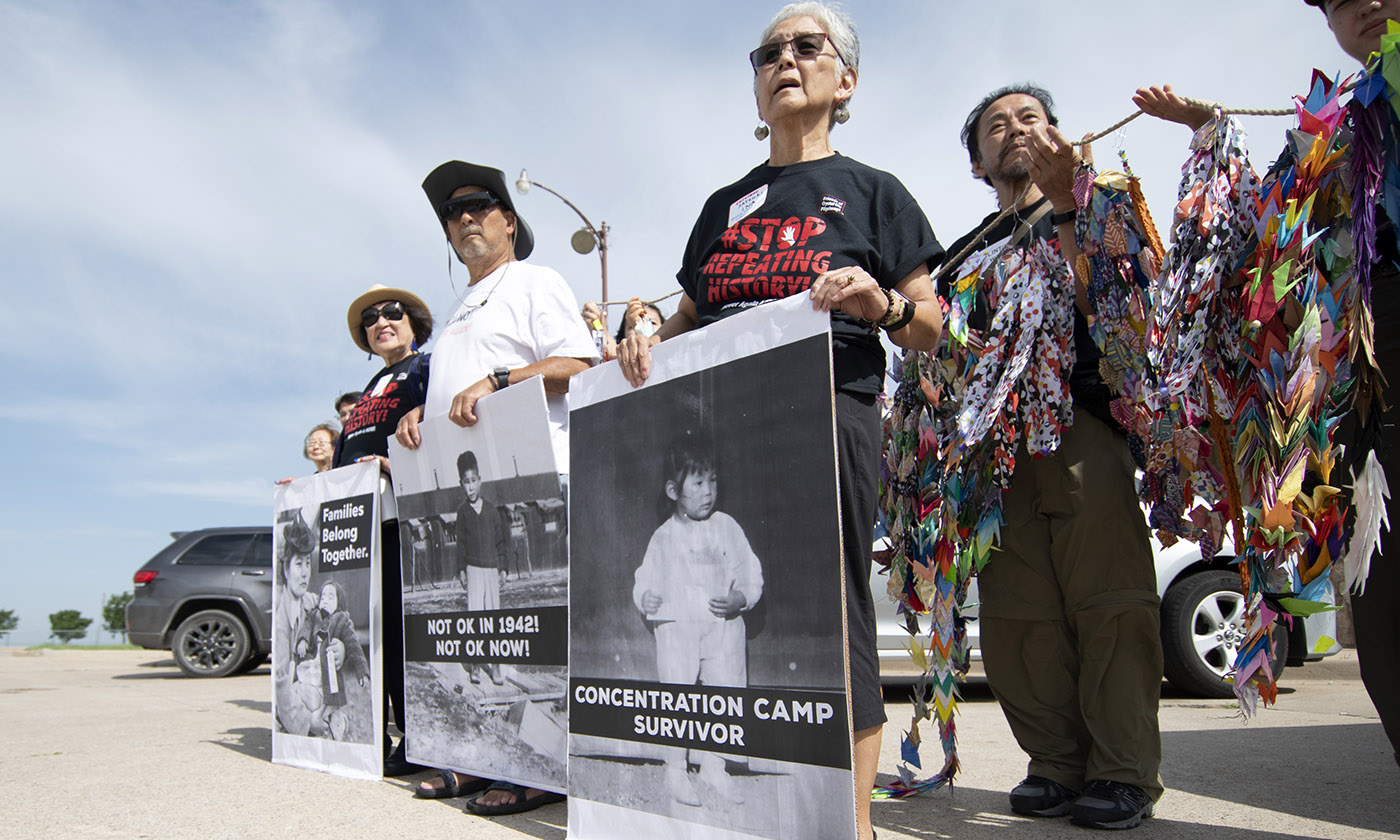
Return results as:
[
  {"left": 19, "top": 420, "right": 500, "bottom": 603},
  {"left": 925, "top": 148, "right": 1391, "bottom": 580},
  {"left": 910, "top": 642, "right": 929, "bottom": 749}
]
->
[
  {"left": 272, "top": 459, "right": 382, "bottom": 779},
  {"left": 389, "top": 377, "right": 567, "bottom": 793},
  {"left": 568, "top": 295, "right": 855, "bottom": 839}
]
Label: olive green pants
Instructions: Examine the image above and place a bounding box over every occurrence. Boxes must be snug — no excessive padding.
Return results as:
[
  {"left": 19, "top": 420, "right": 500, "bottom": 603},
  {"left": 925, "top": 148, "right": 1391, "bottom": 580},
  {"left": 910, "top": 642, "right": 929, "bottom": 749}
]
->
[{"left": 979, "top": 411, "right": 1164, "bottom": 800}]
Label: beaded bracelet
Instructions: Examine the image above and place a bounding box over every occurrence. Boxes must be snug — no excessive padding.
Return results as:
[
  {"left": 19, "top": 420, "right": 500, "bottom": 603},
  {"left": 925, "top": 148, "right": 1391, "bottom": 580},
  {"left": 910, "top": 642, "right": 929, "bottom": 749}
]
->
[{"left": 878, "top": 289, "right": 916, "bottom": 332}]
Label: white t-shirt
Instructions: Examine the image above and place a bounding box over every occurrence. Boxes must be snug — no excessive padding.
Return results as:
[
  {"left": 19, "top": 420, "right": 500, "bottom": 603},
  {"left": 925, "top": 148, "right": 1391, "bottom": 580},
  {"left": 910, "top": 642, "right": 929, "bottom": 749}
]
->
[{"left": 425, "top": 260, "right": 598, "bottom": 469}]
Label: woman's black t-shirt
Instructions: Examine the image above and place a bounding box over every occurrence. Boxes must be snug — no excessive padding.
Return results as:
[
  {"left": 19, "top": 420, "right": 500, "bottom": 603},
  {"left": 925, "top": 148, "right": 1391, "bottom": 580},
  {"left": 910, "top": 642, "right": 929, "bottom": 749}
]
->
[
  {"left": 333, "top": 353, "right": 430, "bottom": 467},
  {"left": 677, "top": 153, "right": 944, "bottom": 395}
]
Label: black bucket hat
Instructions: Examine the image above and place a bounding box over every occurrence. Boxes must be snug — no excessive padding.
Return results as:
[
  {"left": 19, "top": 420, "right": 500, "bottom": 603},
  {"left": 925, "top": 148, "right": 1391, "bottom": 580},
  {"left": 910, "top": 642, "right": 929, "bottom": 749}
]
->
[{"left": 422, "top": 160, "right": 534, "bottom": 260}]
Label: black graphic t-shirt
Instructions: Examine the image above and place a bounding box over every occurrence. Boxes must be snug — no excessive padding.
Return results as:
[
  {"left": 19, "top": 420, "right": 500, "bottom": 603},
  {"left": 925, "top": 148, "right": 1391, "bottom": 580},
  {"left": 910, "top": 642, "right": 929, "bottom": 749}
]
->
[
  {"left": 334, "top": 353, "right": 430, "bottom": 467},
  {"left": 678, "top": 153, "right": 944, "bottom": 395},
  {"left": 938, "top": 198, "right": 1115, "bottom": 430}
]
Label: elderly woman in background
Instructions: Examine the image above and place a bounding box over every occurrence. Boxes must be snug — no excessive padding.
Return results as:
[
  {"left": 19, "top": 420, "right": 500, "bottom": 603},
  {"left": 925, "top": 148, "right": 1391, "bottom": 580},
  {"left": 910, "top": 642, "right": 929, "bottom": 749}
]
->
[
  {"left": 303, "top": 423, "right": 338, "bottom": 474},
  {"left": 336, "top": 284, "right": 434, "bottom": 777},
  {"left": 618, "top": 4, "right": 943, "bottom": 837}
]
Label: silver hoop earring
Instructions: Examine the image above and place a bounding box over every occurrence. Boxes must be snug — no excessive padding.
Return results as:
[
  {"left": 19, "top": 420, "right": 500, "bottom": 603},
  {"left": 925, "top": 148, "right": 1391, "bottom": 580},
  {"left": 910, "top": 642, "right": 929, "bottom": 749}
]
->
[{"left": 754, "top": 124, "right": 770, "bottom": 141}]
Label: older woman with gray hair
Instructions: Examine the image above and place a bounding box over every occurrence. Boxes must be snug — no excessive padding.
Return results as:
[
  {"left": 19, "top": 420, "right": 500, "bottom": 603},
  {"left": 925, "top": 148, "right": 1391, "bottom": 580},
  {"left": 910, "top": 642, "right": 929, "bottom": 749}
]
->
[{"left": 617, "top": 4, "right": 944, "bottom": 836}]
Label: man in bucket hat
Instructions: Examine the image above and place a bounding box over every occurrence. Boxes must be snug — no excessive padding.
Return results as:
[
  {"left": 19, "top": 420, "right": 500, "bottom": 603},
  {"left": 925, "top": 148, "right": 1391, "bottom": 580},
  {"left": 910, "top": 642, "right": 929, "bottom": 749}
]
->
[
  {"left": 397, "top": 161, "right": 595, "bottom": 467},
  {"left": 396, "top": 161, "right": 596, "bottom": 815}
]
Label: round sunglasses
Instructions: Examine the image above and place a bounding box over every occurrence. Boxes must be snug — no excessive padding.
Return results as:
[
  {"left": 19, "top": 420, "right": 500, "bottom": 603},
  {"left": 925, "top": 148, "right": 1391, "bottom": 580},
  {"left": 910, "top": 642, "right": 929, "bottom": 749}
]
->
[
  {"left": 361, "top": 301, "right": 407, "bottom": 330},
  {"left": 748, "top": 32, "right": 839, "bottom": 72}
]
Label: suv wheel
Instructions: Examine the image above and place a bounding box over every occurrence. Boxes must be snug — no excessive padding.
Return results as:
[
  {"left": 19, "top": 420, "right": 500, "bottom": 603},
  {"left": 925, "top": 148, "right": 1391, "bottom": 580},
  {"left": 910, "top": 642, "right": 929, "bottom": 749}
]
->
[
  {"left": 234, "top": 652, "right": 268, "bottom": 675},
  {"left": 172, "top": 609, "right": 251, "bottom": 678},
  {"left": 1161, "top": 570, "right": 1288, "bottom": 698}
]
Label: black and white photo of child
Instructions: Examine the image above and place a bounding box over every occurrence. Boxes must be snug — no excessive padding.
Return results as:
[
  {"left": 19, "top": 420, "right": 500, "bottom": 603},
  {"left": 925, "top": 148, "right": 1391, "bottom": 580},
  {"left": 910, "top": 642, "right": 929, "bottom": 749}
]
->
[
  {"left": 272, "top": 460, "right": 383, "bottom": 779},
  {"left": 568, "top": 332, "right": 856, "bottom": 839},
  {"left": 273, "top": 506, "right": 378, "bottom": 745},
  {"left": 294, "top": 579, "right": 372, "bottom": 742},
  {"left": 634, "top": 432, "right": 763, "bottom": 806},
  {"left": 389, "top": 390, "right": 569, "bottom": 793},
  {"left": 454, "top": 449, "right": 508, "bottom": 686}
]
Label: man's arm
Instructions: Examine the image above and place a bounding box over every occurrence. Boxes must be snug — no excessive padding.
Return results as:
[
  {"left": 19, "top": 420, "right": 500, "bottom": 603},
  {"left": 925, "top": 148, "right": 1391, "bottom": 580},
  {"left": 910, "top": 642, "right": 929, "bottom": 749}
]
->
[
  {"left": 1026, "top": 125, "right": 1092, "bottom": 316},
  {"left": 1133, "top": 85, "right": 1214, "bottom": 132},
  {"left": 508, "top": 356, "right": 592, "bottom": 395},
  {"left": 448, "top": 356, "right": 590, "bottom": 427}
]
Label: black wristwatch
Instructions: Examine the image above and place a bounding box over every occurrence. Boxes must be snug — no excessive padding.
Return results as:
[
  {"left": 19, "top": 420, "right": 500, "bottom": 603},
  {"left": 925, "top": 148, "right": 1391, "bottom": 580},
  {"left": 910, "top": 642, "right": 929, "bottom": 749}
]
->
[{"left": 492, "top": 366, "right": 511, "bottom": 392}]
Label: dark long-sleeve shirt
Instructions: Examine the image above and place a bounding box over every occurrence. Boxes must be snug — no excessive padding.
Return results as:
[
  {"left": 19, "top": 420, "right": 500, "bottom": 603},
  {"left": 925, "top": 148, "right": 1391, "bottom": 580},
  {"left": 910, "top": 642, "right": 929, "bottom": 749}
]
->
[{"left": 455, "top": 498, "right": 507, "bottom": 571}]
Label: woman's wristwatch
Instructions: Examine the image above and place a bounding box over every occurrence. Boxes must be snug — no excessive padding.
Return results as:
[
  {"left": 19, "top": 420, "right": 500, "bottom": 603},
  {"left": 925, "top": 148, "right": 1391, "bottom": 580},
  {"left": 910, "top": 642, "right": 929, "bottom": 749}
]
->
[{"left": 877, "top": 288, "right": 917, "bottom": 332}]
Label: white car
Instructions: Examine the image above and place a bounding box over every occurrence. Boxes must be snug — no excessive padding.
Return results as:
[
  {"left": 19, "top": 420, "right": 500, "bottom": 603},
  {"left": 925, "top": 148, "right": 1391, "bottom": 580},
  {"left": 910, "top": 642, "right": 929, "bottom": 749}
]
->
[{"left": 873, "top": 519, "right": 1342, "bottom": 698}]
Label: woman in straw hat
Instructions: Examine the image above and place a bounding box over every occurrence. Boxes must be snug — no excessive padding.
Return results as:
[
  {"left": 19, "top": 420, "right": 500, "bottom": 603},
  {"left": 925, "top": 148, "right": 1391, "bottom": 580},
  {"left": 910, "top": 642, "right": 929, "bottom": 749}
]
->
[{"left": 338, "top": 284, "right": 434, "bottom": 777}]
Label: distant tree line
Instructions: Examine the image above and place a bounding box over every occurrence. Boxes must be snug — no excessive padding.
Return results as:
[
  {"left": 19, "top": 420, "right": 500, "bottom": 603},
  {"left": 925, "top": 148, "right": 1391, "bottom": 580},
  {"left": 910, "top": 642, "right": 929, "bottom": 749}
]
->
[
  {"left": 4, "top": 591, "right": 134, "bottom": 646},
  {"left": 49, "top": 610, "right": 92, "bottom": 643}
]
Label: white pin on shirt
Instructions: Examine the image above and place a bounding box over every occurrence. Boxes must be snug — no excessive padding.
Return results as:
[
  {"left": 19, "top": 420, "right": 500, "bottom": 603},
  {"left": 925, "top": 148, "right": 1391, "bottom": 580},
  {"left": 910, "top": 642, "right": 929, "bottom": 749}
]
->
[{"left": 728, "top": 184, "right": 769, "bottom": 227}]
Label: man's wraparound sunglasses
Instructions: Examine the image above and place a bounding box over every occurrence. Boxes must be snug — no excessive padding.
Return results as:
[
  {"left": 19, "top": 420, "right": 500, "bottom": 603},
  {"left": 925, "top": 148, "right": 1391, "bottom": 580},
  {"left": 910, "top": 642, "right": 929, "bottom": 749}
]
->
[
  {"left": 361, "top": 301, "right": 406, "bottom": 330},
  {"left": 439, "top": 191, "right": 500, "bottom": 223},
  {"left": 748, "top": 32, "right": 838, "bottom": 72}
]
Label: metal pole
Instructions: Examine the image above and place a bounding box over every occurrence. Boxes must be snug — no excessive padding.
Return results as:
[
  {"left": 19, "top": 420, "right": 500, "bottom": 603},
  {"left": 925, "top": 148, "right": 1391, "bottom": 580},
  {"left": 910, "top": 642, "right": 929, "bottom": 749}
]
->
[
  {"left": 598, "top": 221, "right": 609, "bottom": 304},
  {"left": 524, "top": 180, "right": 607, "bottom": 302}
]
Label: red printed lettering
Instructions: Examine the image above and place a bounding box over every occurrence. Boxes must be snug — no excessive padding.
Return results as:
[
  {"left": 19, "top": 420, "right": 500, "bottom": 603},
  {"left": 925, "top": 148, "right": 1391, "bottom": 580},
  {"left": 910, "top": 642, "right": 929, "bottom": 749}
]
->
[{"left": 738, "top": 220, "right": 761, "bottom": 251}]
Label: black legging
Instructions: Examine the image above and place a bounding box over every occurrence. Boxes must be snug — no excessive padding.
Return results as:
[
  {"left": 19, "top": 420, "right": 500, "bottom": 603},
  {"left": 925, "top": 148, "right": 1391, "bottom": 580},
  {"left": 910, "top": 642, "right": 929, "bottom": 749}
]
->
[
  {"left": 1349, "top": 371, "right": 1400, "bottom": 761},
  {"left": 382, "top": 521, "right": 406, "bottom": 738}
]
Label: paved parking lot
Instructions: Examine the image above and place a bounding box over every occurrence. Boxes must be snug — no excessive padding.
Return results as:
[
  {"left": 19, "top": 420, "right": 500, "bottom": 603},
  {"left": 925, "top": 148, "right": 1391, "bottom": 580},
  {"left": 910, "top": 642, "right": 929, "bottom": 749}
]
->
[{"left": 2, "top": 648, "right": 1395, "bottom": 839}]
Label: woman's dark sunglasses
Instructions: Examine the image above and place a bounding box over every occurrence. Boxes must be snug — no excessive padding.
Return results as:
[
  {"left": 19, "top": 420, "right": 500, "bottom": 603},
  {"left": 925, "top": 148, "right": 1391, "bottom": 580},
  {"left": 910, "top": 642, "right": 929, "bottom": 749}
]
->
[
  {"left": 361, "top": 301, "right": 407, "bottom": 329},
  {"left": 439, "top": 191, "right": 500, "bottom": 223},
  {"left": 748, "top": 32, "right": 835, "bottom": 72}
]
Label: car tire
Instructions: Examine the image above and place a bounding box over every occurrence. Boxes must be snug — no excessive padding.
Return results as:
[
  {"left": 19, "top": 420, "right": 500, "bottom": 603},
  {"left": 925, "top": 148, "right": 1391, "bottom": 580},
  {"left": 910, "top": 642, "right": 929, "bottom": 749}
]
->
[
  {"left": 234, "top": 652, "right": 268, "bottom": 675},
  {"left": 1161, "top": 570, "right": 1287, "bottom": 698},
  {"left": 172, "top": 609, "right": 251, "bottom": 678}
]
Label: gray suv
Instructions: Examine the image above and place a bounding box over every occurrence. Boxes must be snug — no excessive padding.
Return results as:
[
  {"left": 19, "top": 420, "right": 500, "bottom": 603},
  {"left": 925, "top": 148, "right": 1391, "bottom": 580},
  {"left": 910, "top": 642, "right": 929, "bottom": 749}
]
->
[{"left": 126, "top": 527, "right": 274, "bottom": 677}]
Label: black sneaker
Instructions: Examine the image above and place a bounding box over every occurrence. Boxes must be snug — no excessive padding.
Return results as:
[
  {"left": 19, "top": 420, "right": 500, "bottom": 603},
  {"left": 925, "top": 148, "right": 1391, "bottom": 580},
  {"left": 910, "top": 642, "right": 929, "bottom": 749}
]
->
[
  {"left": 1009, "top": 775, "right": 1079, "bottom": 817},
  {"left": 1068, "top": 780, "right": 1154, "bottom": 830},
  {"left": 383, "top": 738, "right": 427, "bottom": 777}
]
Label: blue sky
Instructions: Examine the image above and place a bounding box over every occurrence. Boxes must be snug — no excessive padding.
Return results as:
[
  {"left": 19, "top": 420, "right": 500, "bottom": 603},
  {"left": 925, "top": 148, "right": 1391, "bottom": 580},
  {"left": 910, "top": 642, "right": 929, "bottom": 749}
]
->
[{"left": 0, "top": 0, "right": 1345, "bottom": 645}]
